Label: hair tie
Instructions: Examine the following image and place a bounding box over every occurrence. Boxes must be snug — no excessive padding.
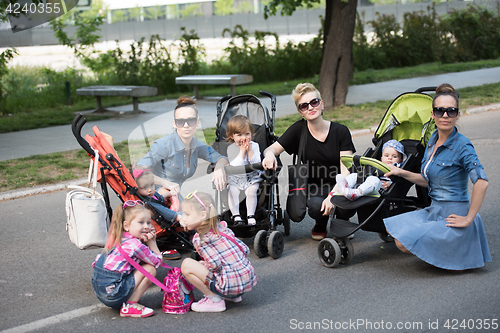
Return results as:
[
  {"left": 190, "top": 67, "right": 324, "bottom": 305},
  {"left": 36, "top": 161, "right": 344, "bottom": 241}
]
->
[{"left": 133, "top": 168, "right": 150, "bottom": 179}]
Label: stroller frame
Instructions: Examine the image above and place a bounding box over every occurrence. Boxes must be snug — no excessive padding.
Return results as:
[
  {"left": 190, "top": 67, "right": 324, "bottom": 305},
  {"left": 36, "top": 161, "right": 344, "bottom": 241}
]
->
[
  {"left": 72, "top": 114, "right": 195, "bottom": 254},
  {"left": 211, "top": 91, "right": 290, "bottom": 259},
  {"left": 318, "top": 87, "right": 436, "bottom": 268}
]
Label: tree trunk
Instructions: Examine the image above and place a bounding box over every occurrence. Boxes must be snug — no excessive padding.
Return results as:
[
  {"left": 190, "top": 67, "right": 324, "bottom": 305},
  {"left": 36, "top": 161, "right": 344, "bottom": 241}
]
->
[
  {"left": 319, "top": 0, "right": 357, "bottom": 109},
  {"left": 323, "top": 0, "right": 333, "bottom": 48}
]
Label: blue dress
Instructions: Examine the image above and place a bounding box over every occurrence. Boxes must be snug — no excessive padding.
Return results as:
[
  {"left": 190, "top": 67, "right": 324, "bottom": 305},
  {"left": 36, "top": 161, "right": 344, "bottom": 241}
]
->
[{"left": 384, "top": 128, "right": 491, "bottom": 270}]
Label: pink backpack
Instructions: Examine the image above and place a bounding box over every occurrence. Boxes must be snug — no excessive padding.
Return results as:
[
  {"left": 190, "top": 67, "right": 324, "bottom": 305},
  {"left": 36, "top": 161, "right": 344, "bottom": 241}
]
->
[
  {"left": 117, "top": 245, "right": 194, "bottom": 314},
  {"left": 162, "top": 267, "right": 195, "bottom": 314}
]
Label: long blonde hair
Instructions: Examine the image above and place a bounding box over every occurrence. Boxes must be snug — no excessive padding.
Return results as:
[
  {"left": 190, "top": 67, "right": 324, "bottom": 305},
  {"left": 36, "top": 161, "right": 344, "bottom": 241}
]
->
[
  {"left": 105, "top": 203, "right": 151, "bottom": 252},
  {"left": 181, "top": 191, "right": 219, "bottom": 238}
]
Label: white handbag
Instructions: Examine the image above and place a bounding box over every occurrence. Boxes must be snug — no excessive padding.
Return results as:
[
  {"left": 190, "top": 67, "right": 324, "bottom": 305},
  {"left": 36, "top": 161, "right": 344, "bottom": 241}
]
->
[{"left": 65, "top": 149, "right": 110, "bottom": 250}]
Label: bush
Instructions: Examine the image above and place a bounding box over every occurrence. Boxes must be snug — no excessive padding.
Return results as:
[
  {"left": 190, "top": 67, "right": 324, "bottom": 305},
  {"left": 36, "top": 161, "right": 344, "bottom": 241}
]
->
[{"left": 442, "top": 5, "right": 500, "bottom": 62}]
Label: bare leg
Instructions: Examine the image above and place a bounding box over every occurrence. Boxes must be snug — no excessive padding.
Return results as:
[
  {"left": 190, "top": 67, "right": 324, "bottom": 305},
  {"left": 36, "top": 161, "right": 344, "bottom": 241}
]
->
[
  {"left": 181, "top": 258, "right": 215, "bottom": 297},
  {"left": 394, "top": 239, "right": 411, "bottom": 254},
  {"left": 128, "top": 264, "right": 156, "bottom": 302}
]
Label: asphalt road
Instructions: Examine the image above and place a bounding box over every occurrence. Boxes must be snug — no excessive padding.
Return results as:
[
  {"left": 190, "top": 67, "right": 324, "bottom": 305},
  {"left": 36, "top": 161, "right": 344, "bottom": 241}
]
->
[{"left": 1, "top": 110, "right": 499, "bottom": 333}]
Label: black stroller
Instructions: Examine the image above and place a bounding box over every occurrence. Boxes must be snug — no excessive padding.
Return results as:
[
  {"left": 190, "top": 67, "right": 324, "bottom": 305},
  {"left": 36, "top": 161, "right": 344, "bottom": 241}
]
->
[
  {"left": 211, "top": 91, "right": 290, "bottom": 259},
  {"left": 318, "top": 87, "right": 436, "bottom": 267}
]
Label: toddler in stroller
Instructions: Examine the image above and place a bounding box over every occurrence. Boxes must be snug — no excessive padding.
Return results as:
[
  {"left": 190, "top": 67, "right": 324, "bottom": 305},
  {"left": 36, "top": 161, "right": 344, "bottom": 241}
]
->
[
  {"left": 225, "top": 115, "right": 264, "bottom": 226},
  {"left": 71, "top": 114, "right": 195, "bottom": 260},
  {"left": 212, "top": 92, "right": 289, "bottom": 259},
  {"left": 336, "top": 140, "right": 406, "bottom": 201}
]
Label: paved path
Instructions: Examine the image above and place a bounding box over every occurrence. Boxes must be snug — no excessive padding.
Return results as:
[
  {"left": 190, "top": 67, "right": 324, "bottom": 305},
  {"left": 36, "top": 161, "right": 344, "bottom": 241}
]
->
[{"left": 1, "top": 67, "right": 499, "bottom": 161}]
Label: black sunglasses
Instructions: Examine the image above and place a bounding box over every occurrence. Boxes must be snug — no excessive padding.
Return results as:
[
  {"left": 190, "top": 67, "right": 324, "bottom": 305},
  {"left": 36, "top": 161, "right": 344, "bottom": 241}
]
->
[
  {"left": 433, "top": 107, "right": 459, "bottom": 118},
  {"left": 298, "top": 98, "right": 321, "bottom": 112},
  {"left": 174, "top": 117, "right": 197, "bottom": 127}
]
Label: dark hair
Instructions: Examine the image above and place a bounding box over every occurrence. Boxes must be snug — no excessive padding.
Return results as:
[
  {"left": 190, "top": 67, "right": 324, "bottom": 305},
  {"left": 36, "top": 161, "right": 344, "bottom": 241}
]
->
[
  {"left": 174, "top": 95, "right": 198, "bottom": 118},
  {"left": 433, "top": 83, "right": 459, "bottom": 109}
]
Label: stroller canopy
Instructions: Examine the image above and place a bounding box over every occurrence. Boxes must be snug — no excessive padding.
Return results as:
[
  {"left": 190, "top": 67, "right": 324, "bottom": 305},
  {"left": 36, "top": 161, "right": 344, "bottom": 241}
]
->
[
  {"left": 217, "top": 94, "right": 270, "bottom": 134},
  {"left": 374, "top": 92, "right": 435, "bottom": 146}
]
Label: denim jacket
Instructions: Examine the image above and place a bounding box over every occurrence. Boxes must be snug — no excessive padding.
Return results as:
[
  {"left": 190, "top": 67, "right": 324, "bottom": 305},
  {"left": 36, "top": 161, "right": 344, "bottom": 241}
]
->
[
  {"left": 421, "top": 127, "right": 488, "bottom": 202},
  {"left": 137, "top": 130, "right": 227, "bottom": 188}
]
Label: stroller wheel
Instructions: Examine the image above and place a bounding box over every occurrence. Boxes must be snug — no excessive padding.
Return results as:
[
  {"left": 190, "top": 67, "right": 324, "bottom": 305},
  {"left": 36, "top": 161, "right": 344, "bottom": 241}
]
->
[
  {"left": 283, "top": 211, "right": 291, "bottom": 236},
  {"left": 254, "top": 230, "right": 269, "bottom": 258},
  {"left": 318, "top": 238, "right": 341, "bottom": 268},
  {"left": 338, "top": 238, "right": 354, "bottom": 265},
  {"left": 378, "top": 232, "right": 394, "bottom": 243},
  {"left": 267, "top": 231, "right": 284, "bottom": 259}
]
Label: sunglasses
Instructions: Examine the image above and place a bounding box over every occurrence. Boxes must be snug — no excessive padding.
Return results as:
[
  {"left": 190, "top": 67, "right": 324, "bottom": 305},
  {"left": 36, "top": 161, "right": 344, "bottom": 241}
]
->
[
  {"left": 433, "top": 107, "right": 459, "bottom": 118},
  {"left": 298, "top": 98, "right": 321, "bottom": 112},
  {"left": 174, "top": 117, "right": 197, "bottom": 127},
  {"left": 123, "top": 200, "right": 145, "bottom": 209}
]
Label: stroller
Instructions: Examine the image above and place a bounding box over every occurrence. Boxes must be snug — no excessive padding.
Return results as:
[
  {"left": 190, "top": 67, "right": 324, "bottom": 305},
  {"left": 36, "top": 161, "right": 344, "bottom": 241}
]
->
[
  {"left": 211, "top": 91, "right": 290, "bottom": 259},
  {"left": 318, "top": 87, "right": 436, "bottom": 268},
  {"left": 71, "top": 114, "right": 195, "bottom": 256}
]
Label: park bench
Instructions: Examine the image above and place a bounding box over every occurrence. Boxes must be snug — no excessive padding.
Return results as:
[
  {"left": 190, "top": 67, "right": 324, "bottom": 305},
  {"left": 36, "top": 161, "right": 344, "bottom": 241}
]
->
[
  {"left": 175, "top": 74, "right": 253, "bottom": 99},
  {"left": 76, "top": 86, "right": 158, "bottom": 114}
]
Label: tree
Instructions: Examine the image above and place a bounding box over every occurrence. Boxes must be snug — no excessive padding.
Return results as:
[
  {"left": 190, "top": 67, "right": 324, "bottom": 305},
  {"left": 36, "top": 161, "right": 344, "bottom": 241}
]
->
[
  {"left": 265, "top": 0, "right": 357, "bottom": 109},
  {"left": 0, "top": 1, "right": 18, "bottom": 116}
]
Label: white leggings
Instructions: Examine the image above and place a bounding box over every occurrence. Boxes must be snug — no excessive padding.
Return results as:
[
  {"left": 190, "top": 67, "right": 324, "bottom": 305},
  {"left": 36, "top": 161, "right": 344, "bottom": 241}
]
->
[
  {"left": 228, "top": 183, "right": 260, "bottom": 217},
  {"left": 345, "top": 173, "right": 381, "bottom": 195}
]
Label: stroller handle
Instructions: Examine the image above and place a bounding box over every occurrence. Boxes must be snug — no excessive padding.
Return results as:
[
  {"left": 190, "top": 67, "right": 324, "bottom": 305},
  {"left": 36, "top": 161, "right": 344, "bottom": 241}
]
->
[
  {"left": 414, "top": 87, "right": 437, "bottom": 94},
  {"left": 224, "top": 162, "right": 264, "bottom": 175},
  {"left": 72, "top": 113, "right": 95, "bottom": 157}
]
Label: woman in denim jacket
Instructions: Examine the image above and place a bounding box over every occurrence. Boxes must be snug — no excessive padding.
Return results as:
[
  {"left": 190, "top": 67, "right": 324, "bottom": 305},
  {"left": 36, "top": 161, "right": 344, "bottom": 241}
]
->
[
  {"left": 137, "top": 96, "right": 229, "bottom": 195},
  {"left": 383, "top": 84, "right": 491, "bottom": 270}
]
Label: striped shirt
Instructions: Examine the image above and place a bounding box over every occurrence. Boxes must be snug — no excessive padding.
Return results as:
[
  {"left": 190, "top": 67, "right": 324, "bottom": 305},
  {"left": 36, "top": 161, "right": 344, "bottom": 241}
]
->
[
  {"left": 92, "top": 232, "right": 162, "bottom": 274},
  {"left": 194, "top": 221, "right": 257, "bottom": 297}
]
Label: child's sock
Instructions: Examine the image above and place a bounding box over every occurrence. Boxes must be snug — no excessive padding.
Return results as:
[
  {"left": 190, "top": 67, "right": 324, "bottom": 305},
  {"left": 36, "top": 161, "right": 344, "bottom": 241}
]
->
[
  {"left": 336, "top": 174, "right": 347, "bottom": 195},
  {"left": 344, "top": 188, "right": 362, "bottom": 201},
  {"left": 206, "top": 294, "right": 223, "bottom": 303}
]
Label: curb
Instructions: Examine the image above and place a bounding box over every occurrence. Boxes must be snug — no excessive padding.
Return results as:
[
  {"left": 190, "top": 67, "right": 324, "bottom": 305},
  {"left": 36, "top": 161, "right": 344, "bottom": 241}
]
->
[{"left": 0, "top": 178, "right": 88, "bottom": 201}]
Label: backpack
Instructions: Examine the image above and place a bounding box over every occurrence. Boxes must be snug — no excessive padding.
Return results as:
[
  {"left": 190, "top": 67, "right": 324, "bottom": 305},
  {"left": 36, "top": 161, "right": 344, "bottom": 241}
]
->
[
  {"left": 162, "top": 267, "right": 195, "bottom": 314},
  {"left": 116, "top": 245, "right": 194, "bottom": 314}
]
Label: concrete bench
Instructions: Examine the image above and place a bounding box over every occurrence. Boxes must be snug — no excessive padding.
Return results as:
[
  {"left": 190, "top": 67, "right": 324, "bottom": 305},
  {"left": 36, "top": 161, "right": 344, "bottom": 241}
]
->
[
  {"left": 76, "top": 86, "right": 158, "bottom": 114},
  {"left": 175, "top": 75, "right": 253, "bottom": 99}
]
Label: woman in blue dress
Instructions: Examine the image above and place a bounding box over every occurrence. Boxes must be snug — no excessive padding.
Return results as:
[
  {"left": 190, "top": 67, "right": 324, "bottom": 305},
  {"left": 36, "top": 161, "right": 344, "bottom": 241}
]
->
[{"left": 383, "top": 84, "right": 491, "bottom": 270}]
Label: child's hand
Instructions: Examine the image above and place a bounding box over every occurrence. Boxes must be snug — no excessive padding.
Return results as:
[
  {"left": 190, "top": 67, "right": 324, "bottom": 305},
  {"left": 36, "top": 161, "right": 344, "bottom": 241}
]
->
[
  {"left": 381, "top": 180, "right": 391, "bottom": 190},
  {"left": 141, "top": 227, "right": 156, "bottom": 243},
  {"left": 157, "top": 187, "right": 171, "bottom": 198}
]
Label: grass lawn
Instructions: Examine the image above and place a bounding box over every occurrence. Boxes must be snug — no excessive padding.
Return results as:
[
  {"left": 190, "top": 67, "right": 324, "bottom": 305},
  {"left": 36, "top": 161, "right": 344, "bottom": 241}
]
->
[{"left": 1, "top": 59, "right": 499, "bottom": 134}]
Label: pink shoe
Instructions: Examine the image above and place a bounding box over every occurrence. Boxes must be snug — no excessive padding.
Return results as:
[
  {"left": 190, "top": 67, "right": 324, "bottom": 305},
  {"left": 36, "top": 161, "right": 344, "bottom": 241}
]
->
[
  {"left": 191, "top": 297, "right": 226, "bottom": 312},
  {"left": 120, "top": 303, "right": 154, "bottom": 318},
  {"left": 223, "top": 296, "right": 242, "bottom": 303}
]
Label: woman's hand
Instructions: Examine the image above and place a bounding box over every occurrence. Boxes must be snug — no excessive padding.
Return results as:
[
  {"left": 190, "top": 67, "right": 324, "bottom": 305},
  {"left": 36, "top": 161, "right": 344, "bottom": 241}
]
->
[
  {"left": 384, "top": 164, "right": 402, "bottom": 178},
  {"left": 163, "top": 181, "right": 181, "bottom": 196},
  {"left": 211, "top": 167, "right": 227, "bottom": 191},
  {"left": 445, "top": 214, "right": 473, "bottom": 228},
  {"left": 321, "top": 196, "right": 334, "bottom": 216}
]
